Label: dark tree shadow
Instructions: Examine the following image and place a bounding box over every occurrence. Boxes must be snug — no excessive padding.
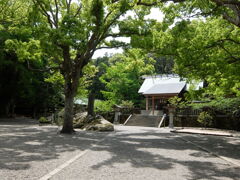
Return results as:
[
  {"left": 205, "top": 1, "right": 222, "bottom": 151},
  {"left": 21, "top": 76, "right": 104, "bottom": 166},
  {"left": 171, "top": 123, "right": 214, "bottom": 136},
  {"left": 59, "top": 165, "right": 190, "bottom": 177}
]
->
[
  {"left": 87, "top": 127, "right": 240, "bottom": 180},
  {"left": 0, "top": 119, "right": 239, "bottom": 180}
]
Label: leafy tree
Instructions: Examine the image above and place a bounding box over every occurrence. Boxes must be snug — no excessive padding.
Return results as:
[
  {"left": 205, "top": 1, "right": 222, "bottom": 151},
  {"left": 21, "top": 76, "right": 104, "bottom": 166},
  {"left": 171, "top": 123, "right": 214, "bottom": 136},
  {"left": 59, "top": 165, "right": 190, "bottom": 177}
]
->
[
  {"left": 87, "top": 56, "right": 110, "bottom": 116},
  {"left": 197, "top": 111, "right": 213, "bottom": 128},
  {"left": 137, "top": 0, "right": 240, "bottom": 28},
  {"left": 24, "top": 0, "right": 158, "bottom": 133},
  {"left": 101, "top": 49, "right": 155, "bottom": 106},
  {"left": 152, "top": 18, "right": 240, "bottom": 97},
  {"left": 2, "top": 0, "right": 240, "bottom": 133},
  {"left": 0, "top": 0, "right": 63, "bottom": 117}
]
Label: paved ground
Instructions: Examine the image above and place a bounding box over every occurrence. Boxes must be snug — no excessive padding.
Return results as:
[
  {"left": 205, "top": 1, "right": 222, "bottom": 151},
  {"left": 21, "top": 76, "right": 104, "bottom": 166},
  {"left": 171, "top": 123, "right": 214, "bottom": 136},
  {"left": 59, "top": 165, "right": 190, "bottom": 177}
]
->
[{"left": 0, "top": 118, "right": 240, "bottom": 180}]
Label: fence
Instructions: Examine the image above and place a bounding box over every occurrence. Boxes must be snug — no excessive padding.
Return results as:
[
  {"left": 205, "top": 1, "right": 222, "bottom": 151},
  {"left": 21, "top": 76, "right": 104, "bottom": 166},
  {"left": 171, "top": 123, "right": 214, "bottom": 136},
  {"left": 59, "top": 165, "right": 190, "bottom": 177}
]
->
[
  {"left": 176, "top": 108, "right": 201, "bottom": 117},
  {"left": 175, "top": 107, "right": 240, "bottom": 130}
]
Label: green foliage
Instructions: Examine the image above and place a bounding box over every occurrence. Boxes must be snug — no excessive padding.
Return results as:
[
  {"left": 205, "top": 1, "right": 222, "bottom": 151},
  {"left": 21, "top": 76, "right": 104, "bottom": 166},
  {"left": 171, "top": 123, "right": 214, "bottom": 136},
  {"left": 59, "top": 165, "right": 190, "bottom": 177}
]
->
[
  {"left": 168, "top": 96, "right": 188, "bottom": 109},
  {"left": 2, "top": 0, "right": 240, "bottom": 127},
  {"left": 184, "top": 84, "right": 205, "bottom": 101},
  {"left": 191, "top": 97, "right": 240, "bottom": 116},
  {"left": 83, "top": 56, "right": 110, "bottom": 102},
  {"left": 120, "top": 100, "right": 134, "bottom": 109},
  {"left": 100, "top": 49, "right": 155, "bottom": 106},
  {"left": 76, "top": 63, "right": 98, "bottom": 98},
  {"left": 39, "top": 117, "right": 50, "bottom": 123},
  {"left": 152, "top": 18, "right": 240, "bottom": 98},
  {"left": 5, "top": 39, "right": 42, "bottom": 62},
  {"left": 91, "top": 0, "right": 104, "bottom": 27},
  {"left": 197, "top": 111, "right": 213, "bottom": 127},
  {"left": 120, "top": 100, "right": 134, "bottom": 114},
  {"left": 94, "top": 100, "right": 113, "bottom": 113},
  {"left": 168, "top": 96, "right": 182, "bottom": 106},
  {"left": 0, "top": 0, "right": 63, "bottom": 116}
]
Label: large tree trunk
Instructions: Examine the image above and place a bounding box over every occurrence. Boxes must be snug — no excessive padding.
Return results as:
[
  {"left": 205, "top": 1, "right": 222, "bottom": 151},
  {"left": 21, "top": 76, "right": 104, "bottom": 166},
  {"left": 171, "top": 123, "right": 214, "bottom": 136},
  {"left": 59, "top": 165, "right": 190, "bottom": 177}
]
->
[
  {"left": 60, "top": 46, "right": 77, "bottom": 134},
  {"left": 87, "top": 91, "right": 95, "bottom": 116},
  {"left": 60, "top": 69, "right": 79, "bottom": 133},
  {"left": 60, "top": 45, "right": 91, "bottom": 133},
  {"left": 61, "top": 86, "right": 75, "bottom": 133}
]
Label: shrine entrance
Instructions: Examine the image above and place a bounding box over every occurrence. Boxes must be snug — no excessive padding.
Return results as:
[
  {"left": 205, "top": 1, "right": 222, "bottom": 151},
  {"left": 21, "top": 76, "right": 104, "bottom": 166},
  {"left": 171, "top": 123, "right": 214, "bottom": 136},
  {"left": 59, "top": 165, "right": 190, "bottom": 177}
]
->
[{"left": 142, "top": 94, "right": 177, "bottom": 116}]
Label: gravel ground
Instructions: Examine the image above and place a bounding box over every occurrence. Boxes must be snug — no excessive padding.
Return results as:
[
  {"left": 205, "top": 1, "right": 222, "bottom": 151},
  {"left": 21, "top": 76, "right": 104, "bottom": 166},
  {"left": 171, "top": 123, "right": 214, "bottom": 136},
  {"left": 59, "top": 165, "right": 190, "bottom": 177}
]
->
[
  {"left": 0, "top": 118, "right": 109, "bottom": 180},
  {"left": 0, "top": 119, "right": 239, "bottom": 180},
  {"left": 52, "top": 126, "right": 240, "bottom": 180},
  {"left": 179, "top": 133, "right": 240, "bottom": 166}
]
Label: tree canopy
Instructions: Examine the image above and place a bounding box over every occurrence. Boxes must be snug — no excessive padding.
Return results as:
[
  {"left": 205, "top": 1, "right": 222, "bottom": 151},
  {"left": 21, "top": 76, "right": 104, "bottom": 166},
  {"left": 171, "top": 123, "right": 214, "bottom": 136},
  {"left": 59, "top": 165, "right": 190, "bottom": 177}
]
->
[
  {"left": 151, "top": 18, "right": 240, "bottom": 97},
  {"left": 0, "top": 0, "right": 240, "bottom": 132},
  {"left": 101, "top": 49, "right": 155, "bottom": 106}
]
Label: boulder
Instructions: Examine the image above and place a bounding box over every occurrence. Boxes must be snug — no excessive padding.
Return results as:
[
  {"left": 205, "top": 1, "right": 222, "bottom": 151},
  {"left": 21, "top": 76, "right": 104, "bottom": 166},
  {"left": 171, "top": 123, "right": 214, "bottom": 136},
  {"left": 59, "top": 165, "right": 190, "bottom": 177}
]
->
[
  {"left": 84, "top": 118, "right": 114, "bottom": 131},
  {"left": 74, "top": 113, "right": 114, "bottom": 131},
  {"left": 73, "top": 112, "right": 88, "bottom": 128}
]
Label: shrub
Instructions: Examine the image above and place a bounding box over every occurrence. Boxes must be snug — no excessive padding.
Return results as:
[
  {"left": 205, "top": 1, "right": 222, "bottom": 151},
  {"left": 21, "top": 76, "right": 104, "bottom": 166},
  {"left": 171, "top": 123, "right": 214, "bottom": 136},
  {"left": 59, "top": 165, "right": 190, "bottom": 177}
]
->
[
  {"left": 191, "top": 97, "right": 240, "bottom": 116},
  {"left": 95, "top": 100, "right": 113, "bottom": 113},
  {"left": 39, "top": 117, "right": 50, "bottom": 123},
  {"left": 197, "top": 111, "right": 213, "bottom": 128},
  {"left": 120, "top": 100, "right": 134, "bottom": 109},
  {"left": 168, "top": 96, "right": 187, "bottom": 108}
]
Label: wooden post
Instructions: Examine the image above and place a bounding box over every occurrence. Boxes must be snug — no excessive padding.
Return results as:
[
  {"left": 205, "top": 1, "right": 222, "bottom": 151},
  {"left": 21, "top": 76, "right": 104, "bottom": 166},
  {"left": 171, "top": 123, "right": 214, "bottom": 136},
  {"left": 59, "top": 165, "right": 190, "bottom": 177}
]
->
[
  {"left": 152, "top": 96, "right": 155, "bottom": 115},
  {"left": 146, "top": 96, "right": 148, "bottom": 110}
]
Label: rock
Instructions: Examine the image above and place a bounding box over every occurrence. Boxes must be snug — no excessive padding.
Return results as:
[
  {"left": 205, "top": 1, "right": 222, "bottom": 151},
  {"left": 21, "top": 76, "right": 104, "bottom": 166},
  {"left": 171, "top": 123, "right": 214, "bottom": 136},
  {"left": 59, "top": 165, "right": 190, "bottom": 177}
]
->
[
  {"left": 74, "top": 113, "right": 114, "bottom": 131},
  {"left": 74, "top": 112, "right": 88, "bottom": 121},
  {"left": 73, "top": 112, "right": 88, "bottom": 128},
  {"left": 84, "top": 118, "right": 114, "bottom": 131}
]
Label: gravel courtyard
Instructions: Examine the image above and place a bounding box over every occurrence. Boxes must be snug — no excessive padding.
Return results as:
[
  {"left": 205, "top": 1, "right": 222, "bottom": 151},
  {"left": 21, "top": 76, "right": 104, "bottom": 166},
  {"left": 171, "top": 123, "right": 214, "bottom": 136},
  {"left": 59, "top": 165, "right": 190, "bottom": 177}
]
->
[{"left": 0, "top": 118, "right": 239, "bottom": 180}]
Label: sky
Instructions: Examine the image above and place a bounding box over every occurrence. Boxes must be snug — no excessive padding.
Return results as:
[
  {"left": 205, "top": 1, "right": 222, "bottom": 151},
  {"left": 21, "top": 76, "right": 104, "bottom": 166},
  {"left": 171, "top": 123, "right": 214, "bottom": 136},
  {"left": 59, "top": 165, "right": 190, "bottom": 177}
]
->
[{"left": 92, "top": 8, "right": 164, "bottom": 59}]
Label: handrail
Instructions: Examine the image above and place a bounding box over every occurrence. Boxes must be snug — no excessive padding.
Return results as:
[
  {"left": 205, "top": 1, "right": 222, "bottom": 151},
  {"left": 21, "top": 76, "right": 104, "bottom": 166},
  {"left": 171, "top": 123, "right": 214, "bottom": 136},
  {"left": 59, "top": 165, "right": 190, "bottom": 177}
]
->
[
  {"left": 158, "top": 114, "right": 166, "bottom": 128},
  {"left": 124, "top": 114, "right": 133, "bottom": 125}
]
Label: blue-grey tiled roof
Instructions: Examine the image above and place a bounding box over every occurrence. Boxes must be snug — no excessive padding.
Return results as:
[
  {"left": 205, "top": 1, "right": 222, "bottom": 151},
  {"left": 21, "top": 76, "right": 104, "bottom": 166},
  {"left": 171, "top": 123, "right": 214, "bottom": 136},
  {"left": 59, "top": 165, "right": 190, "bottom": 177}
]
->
[
  {"left": 138, "top": 75, "right": 203, "bottom": 95},
  {"left": 143, "top": 83, "right": 186, "bottom": 95}
]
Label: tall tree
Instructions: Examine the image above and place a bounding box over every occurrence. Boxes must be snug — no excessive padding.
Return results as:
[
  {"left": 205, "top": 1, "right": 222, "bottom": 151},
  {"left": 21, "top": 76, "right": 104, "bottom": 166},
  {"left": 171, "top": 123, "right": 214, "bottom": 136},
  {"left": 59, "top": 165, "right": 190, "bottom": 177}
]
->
[
  {"left": 152, "top": 18, "right": 240, "bottom": 97},
  {"left": 28, "top": 0, "right": 154, "bottom": 133},
  {"left": 101, "top": 49, "right": 155, "bottom": 106},
  {"left": 87, "top": 56, "right": 109, "bottom": 116},
  {"left": 137, "top": 0, "right": 240, "bottom": 28},
  {"left": 0, "top": 0, "right": 63, "bottom": 117}
]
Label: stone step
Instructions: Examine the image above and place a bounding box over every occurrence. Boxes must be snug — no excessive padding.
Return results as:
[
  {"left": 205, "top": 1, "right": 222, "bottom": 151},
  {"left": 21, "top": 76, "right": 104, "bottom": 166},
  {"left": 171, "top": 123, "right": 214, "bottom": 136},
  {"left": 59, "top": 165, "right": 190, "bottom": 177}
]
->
[{"left": 125, "top": 114, "right": 162, "bottom": 127}]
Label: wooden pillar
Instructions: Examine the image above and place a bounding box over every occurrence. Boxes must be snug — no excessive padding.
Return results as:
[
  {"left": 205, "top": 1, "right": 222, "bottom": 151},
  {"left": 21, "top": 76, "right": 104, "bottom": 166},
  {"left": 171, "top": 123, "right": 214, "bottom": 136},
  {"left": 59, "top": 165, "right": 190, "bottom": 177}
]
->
[
  {"left": 146, "top": 96, "right": 148, "bottom": 110},
  {"left": 152, "top": 96, "right": 155, "bottom": 115}
]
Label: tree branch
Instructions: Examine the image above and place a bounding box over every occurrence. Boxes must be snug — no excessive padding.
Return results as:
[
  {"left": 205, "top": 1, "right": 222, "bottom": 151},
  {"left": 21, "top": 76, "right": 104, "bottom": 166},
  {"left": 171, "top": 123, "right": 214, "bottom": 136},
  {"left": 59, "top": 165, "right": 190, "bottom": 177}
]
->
[
  {"left": 54, "top": 0, "right": 59, "bottom": 28},
  {"left": 219, "top": 44, "right": 240, "bottom": 62},
  {"left": 27, "top": 61, "right": 59, "bottom": 72},
  {"left": 32, "top": 0, "right": 54, "bottom": 28},
  {"left": 48, "top": 0, "right": 58, "bottom": 28},
  {"left": 211, "top": 0, "right": 240, "bottom": 27},
  {"left": 66, "top": 0, "right": 72, "bottom": 14},
  {"left": 136, "top": 0, "right": 185, "bottom": 6},
  {"left": 74, "top": 3, "right": 82, "bottom": 17},
  {"left": 96, "top": 44, "right": 129, "bottom": 50},
  {"left": 220, "top": 0, "right": 240, "bottom": 6}
]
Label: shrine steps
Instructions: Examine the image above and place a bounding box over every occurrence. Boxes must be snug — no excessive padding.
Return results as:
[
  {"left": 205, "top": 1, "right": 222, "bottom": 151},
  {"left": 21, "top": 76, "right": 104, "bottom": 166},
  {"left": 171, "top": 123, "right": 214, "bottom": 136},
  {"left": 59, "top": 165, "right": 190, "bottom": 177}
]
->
[{"left": 124, "top": 114, "right": 162, "bottom": 127}]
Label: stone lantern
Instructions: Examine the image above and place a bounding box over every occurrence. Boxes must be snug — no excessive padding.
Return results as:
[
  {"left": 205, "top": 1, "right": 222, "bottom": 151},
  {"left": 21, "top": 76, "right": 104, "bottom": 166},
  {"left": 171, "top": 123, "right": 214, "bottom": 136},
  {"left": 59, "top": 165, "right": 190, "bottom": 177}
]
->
[
  {"left": 167, "top": 105, "right": 176, "bottom": 128},
  {"left": 114, "top": 105, "right": 122, "bottom": 124}
]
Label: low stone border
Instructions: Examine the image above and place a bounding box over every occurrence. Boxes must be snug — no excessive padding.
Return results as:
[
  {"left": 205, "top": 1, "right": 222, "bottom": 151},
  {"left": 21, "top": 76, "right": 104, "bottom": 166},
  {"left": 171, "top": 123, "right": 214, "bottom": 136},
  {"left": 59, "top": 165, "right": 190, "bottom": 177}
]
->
[{"left": 171, "top": 128, "right": 235, "bottom": 137}]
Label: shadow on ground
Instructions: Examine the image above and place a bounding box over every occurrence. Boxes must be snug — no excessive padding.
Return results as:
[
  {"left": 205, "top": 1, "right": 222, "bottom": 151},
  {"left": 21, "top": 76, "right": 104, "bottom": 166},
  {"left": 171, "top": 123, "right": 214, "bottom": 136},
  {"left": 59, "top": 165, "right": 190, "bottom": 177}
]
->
[
  {"left": 0, "top": 118, "right": 108, "bottom": 172},
  {"left": 0, "top": 118, "right": 239, "bottom": 180},
  {"left": 88, "top": 126, "right": 240, "bottom": 180}
]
